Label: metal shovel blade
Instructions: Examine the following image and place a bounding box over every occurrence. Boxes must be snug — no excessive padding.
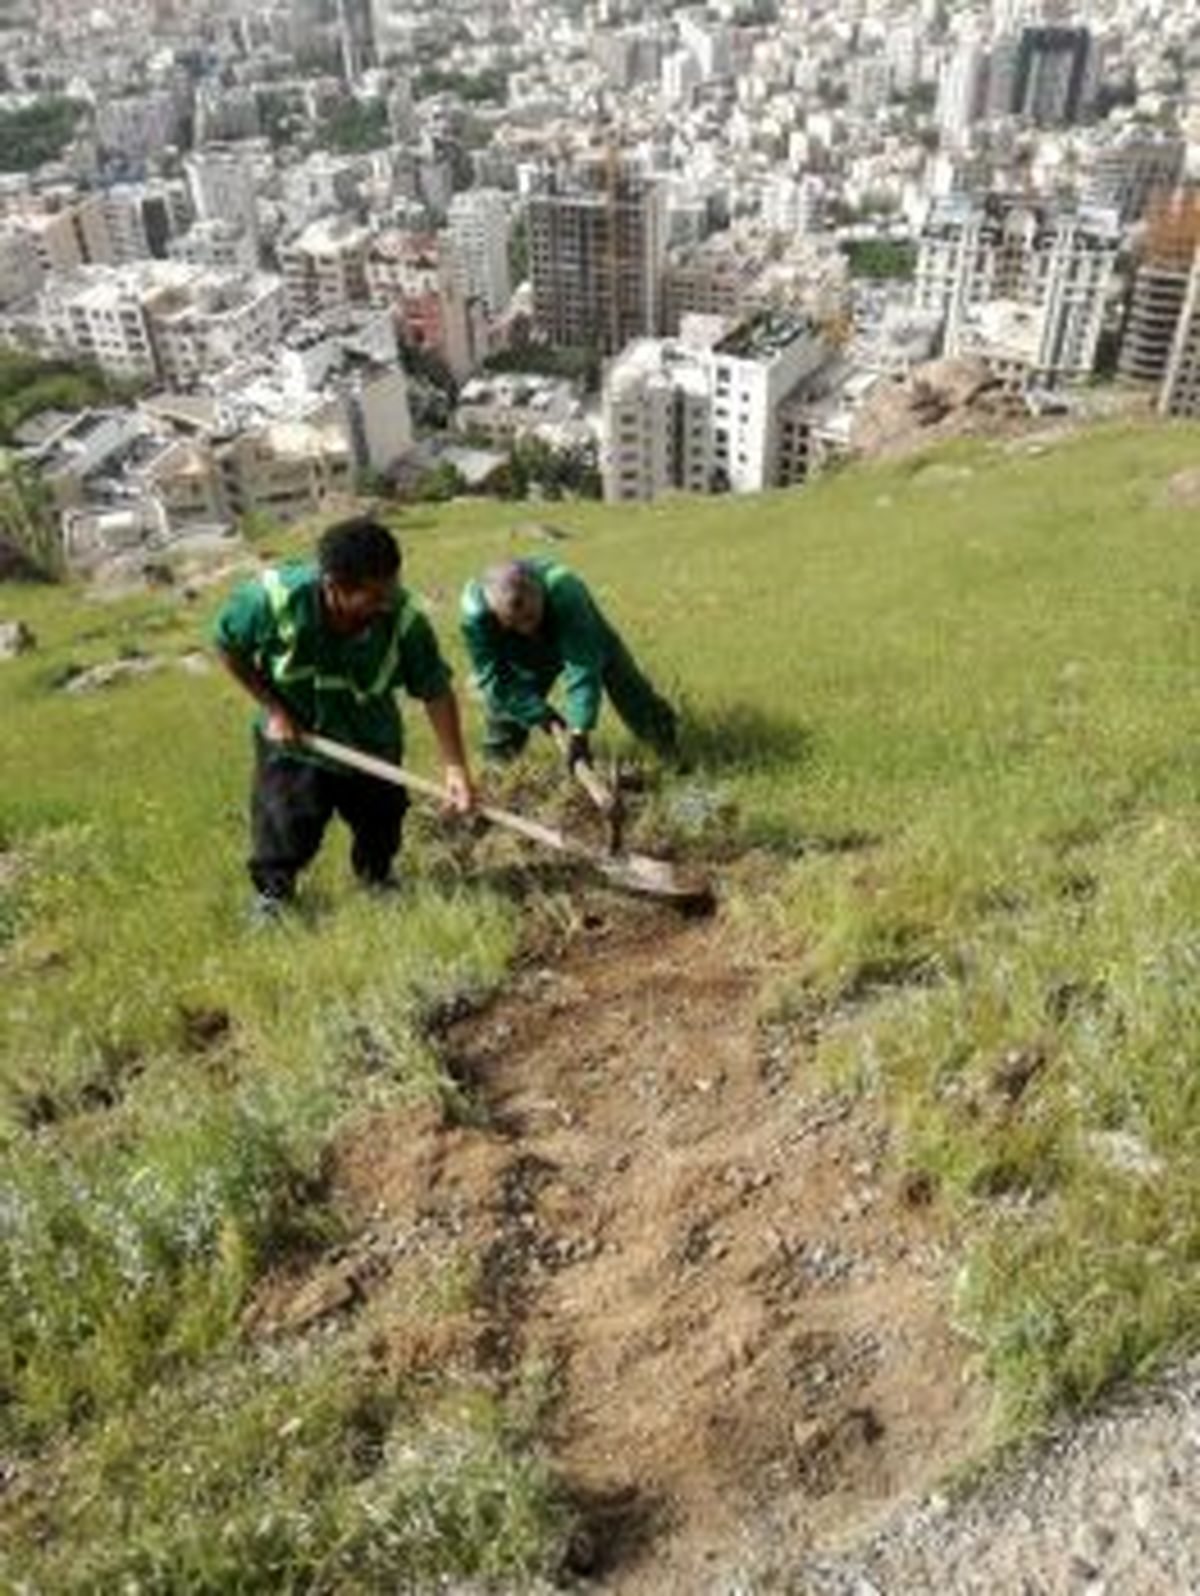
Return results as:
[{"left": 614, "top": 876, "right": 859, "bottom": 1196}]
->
[{"left": 597, "top": 850, "right": 715, "bottom": 906}]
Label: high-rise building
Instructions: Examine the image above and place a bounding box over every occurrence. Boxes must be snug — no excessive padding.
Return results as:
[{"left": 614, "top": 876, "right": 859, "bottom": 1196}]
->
[
  {"left": 1161, "top": 250, "right": 1200, "bottom": 417},
  {"left": 601, "top": 311, "right": 830, "bottom": 500},
  {"left": 447, "top": 189, "right": 511, "bottom": 316},
  {"left": 1011, "top": 26, "right": 1095, "bottom": 126},
  {"left": 528, "top": 161, "right": 666, "bottom": 354},
  {"left": 184, "top": 149, "right": 260, "bottom": 252},
  {"left": 101, "top": 181, "right": 192, "bottom": 263},
  {"left": 1083, "top": 137, "right": 1187, "bottom": 226},
  {"left": 937, "top": 36, "right": 989, "bottom": 147},
  {"left": 916, "top": 195, "right": 1118, "bottom": 385},
  {"left": 1119, "top": 192, "right": 1200, "bottom": 396}
]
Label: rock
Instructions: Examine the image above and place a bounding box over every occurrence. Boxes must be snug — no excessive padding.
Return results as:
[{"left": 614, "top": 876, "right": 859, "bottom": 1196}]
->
[
  {"left": 1161, "top": 467, "right": 1200, "bottom": 507},
  {"left": 0, "top": 621, "right": 36, "bottom": 658},
  {"left": 177, "top": 651, "right": 214, "bottom": 675},
  {"left": 60, "top": 657, "right": 166, "bottom": 693},
  {"left": 850, "top": 355, "right": 1017, "bottom": 462},
  {"left": 1082, "top": 1130, "right": 1165, "bottom": 1182}
]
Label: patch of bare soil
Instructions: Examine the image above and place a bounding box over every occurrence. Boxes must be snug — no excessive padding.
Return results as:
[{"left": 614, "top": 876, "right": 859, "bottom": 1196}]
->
[{"left": 262, "top": 901, "right": 986, "bottom": 1590}]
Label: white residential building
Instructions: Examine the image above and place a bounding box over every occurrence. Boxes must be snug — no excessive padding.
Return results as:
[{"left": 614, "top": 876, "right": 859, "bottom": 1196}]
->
[
  {"left": 146, "top": 272, "right": 286, "bottom": 389},
  {"left": 100, "top": 182, "right": 192, "bottom": 264},
  {"left": 184, "top": 148, "right": 261, "bottom": 250},
  {"left": 95, "top": 92, "right": 181, "bottom": 163},
  {"left": 915, "top": 195, "right": 1119, "bottom": 385},
  {"left": 280, "top": 217, "right": 372, "bottom": 319},
  {"left": 0, "top": 227, "right": 43, "bottom": 311},
  {"left": 710, "top": 312, "right": 830, "bottom": 493},
  {"left": 677, "top": 13, "right": 731, "bottom": 79},
  {"left": 170, "top": 220, "right": 259, "bottom": 273},
  {"left": 761, "top": 175, "right": 822, "bottom": 238},
  {"left": 40, "top": 263, "right": 285, "bottom": 386},
  {"left": 938, "top": 36, "right": 989, "bottom": 147},
  {"left": 601, "top": 311, "right": 831, "bottom": 500},
  {"left": 602, "top": 338, "right": 712, "bottom": 501},
  {"left": 448, "top": 189, "right": 512, "bottom": 316}
]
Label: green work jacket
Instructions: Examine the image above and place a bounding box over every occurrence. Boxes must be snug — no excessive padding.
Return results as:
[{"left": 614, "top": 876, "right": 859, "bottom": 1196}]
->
[
  {"left": 214, "top": 562, "right": 452, "bottom": 761},
  {"left": 459, "top": 559, "right": 617, "bottom": 733}
]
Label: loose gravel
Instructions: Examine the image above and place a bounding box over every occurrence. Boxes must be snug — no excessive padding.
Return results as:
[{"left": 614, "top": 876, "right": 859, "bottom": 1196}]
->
[{"left": 794, "top": 1358, "right": 1200, "bottom": 1595}]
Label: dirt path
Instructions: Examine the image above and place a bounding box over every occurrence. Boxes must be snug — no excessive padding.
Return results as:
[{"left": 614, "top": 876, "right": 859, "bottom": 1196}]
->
[{"left": 264, "top": 898, "right": 986, "bottom": 1589}]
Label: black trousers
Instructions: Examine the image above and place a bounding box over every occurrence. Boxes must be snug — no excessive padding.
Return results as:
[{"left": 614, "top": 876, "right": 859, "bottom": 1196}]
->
[{"left": 249, "top": 738, "right": 408, "bottom": 899}]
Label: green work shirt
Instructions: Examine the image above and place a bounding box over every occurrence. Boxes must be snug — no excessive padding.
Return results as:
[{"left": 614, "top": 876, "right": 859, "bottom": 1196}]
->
[
  {"left": 214, "top": 561, "right": 452, "bottom": 761},
  {"left": 459, "top": 558, "right": 616, "bottom": 733}
]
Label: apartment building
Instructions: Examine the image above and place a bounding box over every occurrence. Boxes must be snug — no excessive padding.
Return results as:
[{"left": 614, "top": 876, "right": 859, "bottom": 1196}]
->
[
  {"left": 1160, "top": 252, "right": 1200, "bottom": 419},
  {"left": 447, "top": 188, "right": 511, "bottom": 316},
  {"left": 602, "top": 339, "right": 713, "bottom": 501},
  {"left": 184, "top": 148, "right": 261, "bottom": 250},
  {"left": 915, "top": 195, "right": 1118, "bottom": 385},
  {"left": 710, "top": 312, "right": 830, "bottom": 493},
  {"left": 528, "top": 161, "right": 666, "bottom": 354},
  {"left": 279, "top": 217, "right": 372, "bottom": 320},
  {"left": 1083, "top": 136, "right": 1187, "bottom": 226},
  {"left": 145, "top": 271, "right": 286, "bottom": 388},
  {"left": 40, "top": 263, "right": 285, "bottom": 386},
  {"left": 1118, "top": 192, "right": 1200, "bottom": 390},
  {"left": 601, "top": 311, "right": 830, "bottom": 500},
  {"left": 367, "top": 229, "right": 474, "bottom": 379},
  {"left": 100, "top": 181, "right": 192, "bottom": 264}
]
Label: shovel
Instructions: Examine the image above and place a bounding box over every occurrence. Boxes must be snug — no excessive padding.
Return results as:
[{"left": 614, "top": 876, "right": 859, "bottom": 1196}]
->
[
  {"left": 547, "top": 721, "right": 625, "bottom": 855},
  {"left": 299, "top": 733, "right": 713, "bottom": 907}
]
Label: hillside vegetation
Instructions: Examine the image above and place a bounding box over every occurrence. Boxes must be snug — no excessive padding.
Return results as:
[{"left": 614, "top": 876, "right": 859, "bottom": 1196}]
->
[{"left": 2, "top": 421, "right": 1200, "bottom": 1585}]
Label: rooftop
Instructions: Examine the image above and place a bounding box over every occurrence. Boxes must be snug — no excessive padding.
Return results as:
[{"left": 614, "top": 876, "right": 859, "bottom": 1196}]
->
[{"left": 714, "top": 310, "right": 818, "bottom": 362}]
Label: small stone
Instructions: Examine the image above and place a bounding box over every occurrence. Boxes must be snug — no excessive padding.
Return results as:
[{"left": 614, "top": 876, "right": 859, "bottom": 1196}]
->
[{"left": 0, "top": 620, "right": 36, "bottom": 658}]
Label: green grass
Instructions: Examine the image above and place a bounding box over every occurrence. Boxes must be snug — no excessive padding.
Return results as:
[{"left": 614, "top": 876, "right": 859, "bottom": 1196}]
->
[{"left": 3, "top": 419, "right": 1200, "bottom": 1574}]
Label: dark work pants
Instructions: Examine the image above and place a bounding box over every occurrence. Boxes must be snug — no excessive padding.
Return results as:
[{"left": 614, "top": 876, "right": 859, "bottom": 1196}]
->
[
  {"left": 484, "top": 638, "right": 678, "bottom": 762},
  {"left": 249, "top": 738, "right": 409, "bottom": 900}
]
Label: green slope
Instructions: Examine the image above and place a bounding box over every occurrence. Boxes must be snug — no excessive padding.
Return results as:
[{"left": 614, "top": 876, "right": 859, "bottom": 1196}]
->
[{"left": 2, "top": 420, "right": 1200, "bottom": 1583}]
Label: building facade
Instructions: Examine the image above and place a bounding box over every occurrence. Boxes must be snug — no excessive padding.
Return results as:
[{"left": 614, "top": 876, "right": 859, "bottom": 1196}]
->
[{"left": 528, "top": 162, "right": 666, "bottom": 354}]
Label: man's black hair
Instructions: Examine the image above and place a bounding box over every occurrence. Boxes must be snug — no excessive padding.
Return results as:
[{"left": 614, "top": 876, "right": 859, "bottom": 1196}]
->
[{"left": 317, "top": 517, "right": 401, "bottom": 584}]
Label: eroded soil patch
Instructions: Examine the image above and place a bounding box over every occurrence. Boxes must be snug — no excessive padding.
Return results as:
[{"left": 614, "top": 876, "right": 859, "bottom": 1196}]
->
[{"left": 268, "top": 902, "right": 986, "bottom": 1589}]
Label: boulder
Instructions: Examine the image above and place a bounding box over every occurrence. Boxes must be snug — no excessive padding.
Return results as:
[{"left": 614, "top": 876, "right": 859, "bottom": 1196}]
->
[
  {"left": 0, "top": 620, "right": 36, "bottom": 659},
  {"left": 851, "top": 355, "right": 1012, "bottom": 461}
]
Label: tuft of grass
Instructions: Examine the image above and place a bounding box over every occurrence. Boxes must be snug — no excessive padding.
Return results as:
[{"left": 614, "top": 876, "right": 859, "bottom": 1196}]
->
[
  {"left": 0, "top": 1094, "right": 330, "bottom": 1444},
  {"left": 1, "top": 1353, "right": 572, "bottom": 1594}
]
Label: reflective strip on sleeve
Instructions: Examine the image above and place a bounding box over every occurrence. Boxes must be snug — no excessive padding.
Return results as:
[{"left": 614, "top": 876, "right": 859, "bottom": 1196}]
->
[{"left": 261, "top": 568, "right": 314, "bottom": 686}]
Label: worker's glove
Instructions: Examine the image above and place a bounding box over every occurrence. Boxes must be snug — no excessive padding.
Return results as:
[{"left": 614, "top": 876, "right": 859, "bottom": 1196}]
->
[{"left": 565, "top": 730, "right": 592, "bottom": 774}]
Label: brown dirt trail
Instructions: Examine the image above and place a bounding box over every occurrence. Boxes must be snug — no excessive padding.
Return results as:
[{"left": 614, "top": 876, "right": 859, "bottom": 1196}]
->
[{"left": 271, "top": 899, "right": 986, "bottom": 1590}]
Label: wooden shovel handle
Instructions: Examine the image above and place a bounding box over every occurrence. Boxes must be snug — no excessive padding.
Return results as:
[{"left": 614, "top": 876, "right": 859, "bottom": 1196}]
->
[
  {"left": 299, "top": 733, "right": 582, "bottom": 856},
  {"left": 547, "top": 722, "right": 616, "bottom": 814}
]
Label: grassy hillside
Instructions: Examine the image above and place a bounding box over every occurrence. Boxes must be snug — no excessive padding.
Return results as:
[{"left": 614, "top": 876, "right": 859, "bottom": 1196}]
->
[{"left": 2, "top": 421, "right": 1200, "bottom": 1584}]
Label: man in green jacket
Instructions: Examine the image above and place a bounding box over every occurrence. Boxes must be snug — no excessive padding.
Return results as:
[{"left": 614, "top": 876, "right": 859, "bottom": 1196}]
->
[
  {"left": 460, "top": 557, "right": 677, "bottom": 769},
  {"left": 215, "top": 516, "right": 474, "bottom": 917}
]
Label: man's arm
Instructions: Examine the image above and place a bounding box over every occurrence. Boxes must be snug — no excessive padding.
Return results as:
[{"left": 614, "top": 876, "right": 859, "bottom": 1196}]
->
[
  {"left": 424, "top": 689, "right": 475, "bottom": 813},
  {"left": 553, "top": 577, "right": 607, "bottom": 734},
  {"left": 216, "top": 646, "right": 302, "bottom": 744}
]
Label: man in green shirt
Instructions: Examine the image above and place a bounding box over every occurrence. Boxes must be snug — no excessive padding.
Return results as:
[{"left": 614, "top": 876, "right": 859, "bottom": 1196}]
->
[
  {"left": 215, "top": 516, "right": 474, "bottom": 917},
  {"left": 460, "top": 557, "right": 677, "bottom": 769}
]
